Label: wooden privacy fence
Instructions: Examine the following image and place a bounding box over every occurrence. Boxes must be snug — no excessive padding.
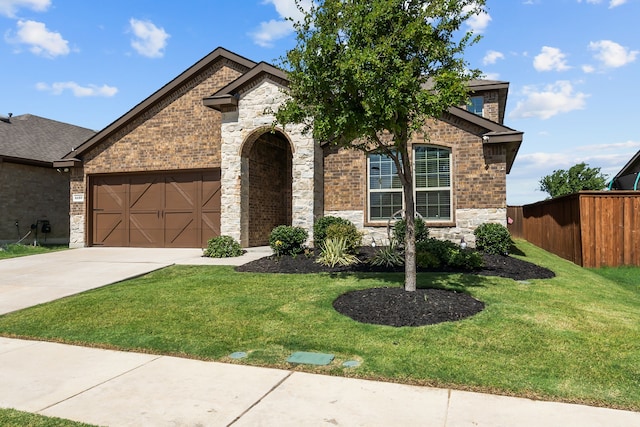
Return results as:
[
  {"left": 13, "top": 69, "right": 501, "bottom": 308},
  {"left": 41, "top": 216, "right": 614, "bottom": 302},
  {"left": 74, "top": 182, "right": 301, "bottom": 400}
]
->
[{"left": 507, "top": 191, "right": 640, "bottom": 268}]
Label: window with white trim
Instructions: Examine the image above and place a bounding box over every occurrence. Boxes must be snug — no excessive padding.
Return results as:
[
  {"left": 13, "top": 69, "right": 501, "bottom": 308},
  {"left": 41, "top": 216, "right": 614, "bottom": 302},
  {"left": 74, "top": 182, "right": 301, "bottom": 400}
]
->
[
  {"left": 414, "top": 146, "right": 452, "bottom": 221},
  {"left": 368, "top": 153, "right": 403, "bottom": 221},
  {"left": 367, "top": 146, "right": 452, "bottom": 222}
]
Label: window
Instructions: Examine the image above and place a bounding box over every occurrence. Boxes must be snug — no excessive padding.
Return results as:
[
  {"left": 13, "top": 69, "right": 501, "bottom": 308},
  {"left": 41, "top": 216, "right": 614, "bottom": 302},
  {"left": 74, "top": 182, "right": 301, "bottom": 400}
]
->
[
  {"left": 368, "top": 153, "right": 403, "bottom": 221},
  {"left": 414, "top": 146, "right": 451, "bottom": 221},
  {"left": 367, "top": 146, "right": 452, "bottom": 222},
  {"left": 467, "top": 96, "right": 484, "bottom": 116}
]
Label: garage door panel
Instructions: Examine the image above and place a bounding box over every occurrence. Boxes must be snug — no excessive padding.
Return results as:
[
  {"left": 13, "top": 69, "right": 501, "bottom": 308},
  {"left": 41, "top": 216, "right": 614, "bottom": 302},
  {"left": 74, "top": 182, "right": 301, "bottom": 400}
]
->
[
  {"left": 165, "top": 211, "right": 197, "bottom": 247},
  {"left": 165, "top": 178, "right": 196, "bottom": 210},
  {"left": 93, "top": 176, "right": 125, "bottom": 211},
  {"left": 93, "top": 212, "right": 125, "bottom": 246},
  {"left": 130, "top": 176, "right": 163, "bottom": 211},
  {"left": 201, "top": 211, "right": 220, "bottom": 243},
  {"left": 129, "top": 212, "right": 163, "bottom": 247},
  {"left": 202, "top": 179, "right": 221, "bottom": 212}
]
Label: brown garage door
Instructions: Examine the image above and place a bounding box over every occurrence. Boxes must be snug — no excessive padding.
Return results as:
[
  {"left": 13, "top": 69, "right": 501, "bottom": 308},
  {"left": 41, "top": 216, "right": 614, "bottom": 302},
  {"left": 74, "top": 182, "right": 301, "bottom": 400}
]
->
[{"left": 91, "top": 170, "right": 220, "bottom": 248}]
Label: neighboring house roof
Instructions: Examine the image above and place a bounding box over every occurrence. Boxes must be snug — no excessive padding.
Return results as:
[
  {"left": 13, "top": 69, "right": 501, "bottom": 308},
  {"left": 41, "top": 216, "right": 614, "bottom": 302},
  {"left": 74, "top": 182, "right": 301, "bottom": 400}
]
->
[
  {"left": 58, "top": 47, "right": 256, "bottom": 164},
  {"left": 0, "top": 114, "right": 95, "bottom": 167},
  {"left": 610, "top": 150, "right": 640, "bottom": 190}
]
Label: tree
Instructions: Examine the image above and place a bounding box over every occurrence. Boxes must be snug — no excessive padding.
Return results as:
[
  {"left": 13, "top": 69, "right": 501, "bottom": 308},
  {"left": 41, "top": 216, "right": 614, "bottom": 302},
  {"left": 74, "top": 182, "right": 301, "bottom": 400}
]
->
[
  {"left": 539, "top": 162, "right": 608, "bottom": 198},
  {"left": 275, "top": 0, "right": 485, "bottom": 291}
]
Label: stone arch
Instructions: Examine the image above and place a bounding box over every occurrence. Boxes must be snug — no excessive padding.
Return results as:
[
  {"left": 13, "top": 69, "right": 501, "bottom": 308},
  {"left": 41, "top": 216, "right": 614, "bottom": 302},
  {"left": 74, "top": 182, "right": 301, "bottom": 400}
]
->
[{"left": 240, "top": 128, "right": 293, "bottom": 246}]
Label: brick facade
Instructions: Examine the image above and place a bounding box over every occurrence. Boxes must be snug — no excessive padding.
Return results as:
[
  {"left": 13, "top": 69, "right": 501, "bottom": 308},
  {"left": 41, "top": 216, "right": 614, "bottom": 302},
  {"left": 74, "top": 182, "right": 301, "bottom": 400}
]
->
[
  {"left": 0, "top": 161, "right": 70, "bottom": 244},
  {"left": 65, "top": 47, "right": 518, "bottom": 249},
  {"left": 322, "top": 146, "right": 365, "bottom": 211},
  {"left": 323, "top": 89, "right": 509, "bottom": 245},
  {"left": 247, "top": 132, "right": 293, "bottom": 246},
  {"left": 69, "top": 59, "right": 245, "bottom": 246}
]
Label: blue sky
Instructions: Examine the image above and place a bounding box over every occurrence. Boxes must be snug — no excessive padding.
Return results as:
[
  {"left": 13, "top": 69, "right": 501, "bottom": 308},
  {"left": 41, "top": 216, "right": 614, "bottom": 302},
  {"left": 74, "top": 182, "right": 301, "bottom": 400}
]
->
[{"left": 2, "top": 0, "right": 639, "bottom": 205}]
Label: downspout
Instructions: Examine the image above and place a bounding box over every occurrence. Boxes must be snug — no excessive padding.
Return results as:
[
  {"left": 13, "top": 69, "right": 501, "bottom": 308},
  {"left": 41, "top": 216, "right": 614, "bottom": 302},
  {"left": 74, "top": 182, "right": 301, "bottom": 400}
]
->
[{"left": 634, "top": 173, "right": 640, "bottom": 191}]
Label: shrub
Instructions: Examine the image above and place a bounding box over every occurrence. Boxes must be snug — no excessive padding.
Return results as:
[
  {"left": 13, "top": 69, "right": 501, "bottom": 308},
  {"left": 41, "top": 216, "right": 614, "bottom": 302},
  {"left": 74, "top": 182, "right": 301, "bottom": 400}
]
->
[
  {"left": 369, "top": 242, "right": 404, "bottom": 268},
  {"left": 447, "top": 248, "right": 484, "bottom": 270},
  {"left": 416, "top": 250, "right": 441, "bottom": 269},
  {"left": 203, "top": 235, "right": 243, "bottom": 258},
  {"left": 474, "top": 223, "right": 512, "bottom": 255},
  {"left": 316, "top": 237, "right": 360, "bottom": 268},
  {"left": 313, "top": 216, "right": 352, "bottom": 247},
  {"left": 392, "top": 217, "right": 429, "bottom": 245},
  {"left": 269, "top": 225, "right": 308, "bottom": 256},
  {"left": 325, "top": 222, "right": 362, "bottom": 254},
  {"left": 415, "top": 238, "right": 484, "bottom": 271}
]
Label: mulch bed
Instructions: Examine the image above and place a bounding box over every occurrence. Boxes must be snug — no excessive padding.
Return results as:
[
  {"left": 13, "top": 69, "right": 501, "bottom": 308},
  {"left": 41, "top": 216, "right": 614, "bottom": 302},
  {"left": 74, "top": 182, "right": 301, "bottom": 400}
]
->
[{"left": 236, "top": 246, "right": 555, "bottom": 327}]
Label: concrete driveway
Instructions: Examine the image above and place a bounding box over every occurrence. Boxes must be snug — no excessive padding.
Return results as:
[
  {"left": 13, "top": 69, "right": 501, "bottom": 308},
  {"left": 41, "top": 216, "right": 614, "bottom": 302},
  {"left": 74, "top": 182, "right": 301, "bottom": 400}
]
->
[{"left": 0, "top": 246, "right": 271, "bottom": 315}]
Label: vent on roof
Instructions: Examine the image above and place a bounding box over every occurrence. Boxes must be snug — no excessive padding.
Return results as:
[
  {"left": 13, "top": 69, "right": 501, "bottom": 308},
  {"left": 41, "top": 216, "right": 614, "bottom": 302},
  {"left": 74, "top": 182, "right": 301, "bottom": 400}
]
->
[{"left": 0, "top": 113, "right": 12, "bottom": 123}]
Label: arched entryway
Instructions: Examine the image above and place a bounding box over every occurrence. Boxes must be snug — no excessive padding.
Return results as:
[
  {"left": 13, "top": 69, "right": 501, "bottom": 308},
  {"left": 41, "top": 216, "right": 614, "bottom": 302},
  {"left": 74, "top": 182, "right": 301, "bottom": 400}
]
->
[{"left": 241, "top": 129, "right": 293, "bottom": 246}]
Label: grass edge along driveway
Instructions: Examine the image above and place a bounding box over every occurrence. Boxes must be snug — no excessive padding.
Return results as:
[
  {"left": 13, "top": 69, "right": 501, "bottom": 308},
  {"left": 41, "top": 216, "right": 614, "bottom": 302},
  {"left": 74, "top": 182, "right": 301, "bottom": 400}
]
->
[{"left": 0, "top": 240, "right": 638, "bottom": 411}]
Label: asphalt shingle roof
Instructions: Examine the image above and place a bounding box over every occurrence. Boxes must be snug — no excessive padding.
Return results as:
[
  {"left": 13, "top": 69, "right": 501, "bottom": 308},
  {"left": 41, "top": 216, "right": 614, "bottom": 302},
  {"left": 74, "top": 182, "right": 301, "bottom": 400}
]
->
[{"left": 0, "top": 114, "right": 95, "bottom": 163}]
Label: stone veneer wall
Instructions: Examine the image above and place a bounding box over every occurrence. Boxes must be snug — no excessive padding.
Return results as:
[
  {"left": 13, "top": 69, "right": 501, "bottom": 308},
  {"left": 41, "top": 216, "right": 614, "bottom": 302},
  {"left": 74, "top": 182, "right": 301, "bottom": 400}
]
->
[
  {"left": 220, "top": 79, "right": 322, "bottom": 246},
  {"left": 325, "top": 208, "right": 506, "bottom": 247},
  {"left": 68, "top": 60, "right": 245, "bottom": 247}
]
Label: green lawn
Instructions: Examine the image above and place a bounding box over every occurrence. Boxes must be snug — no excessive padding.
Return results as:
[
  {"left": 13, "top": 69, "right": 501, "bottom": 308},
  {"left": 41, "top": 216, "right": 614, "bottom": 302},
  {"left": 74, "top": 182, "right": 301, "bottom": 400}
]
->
[
  {"left": 590, "top": 265, "right": 640, "bottom": 291},
  {"left": 0, "top": 244, "right": 67, "bottom": 260},
  {"left": 0, "top": 240, "right": 638, "bottom": 410},
  {"left": 0, "top": 408, "right": 96, "bottom": 427}
]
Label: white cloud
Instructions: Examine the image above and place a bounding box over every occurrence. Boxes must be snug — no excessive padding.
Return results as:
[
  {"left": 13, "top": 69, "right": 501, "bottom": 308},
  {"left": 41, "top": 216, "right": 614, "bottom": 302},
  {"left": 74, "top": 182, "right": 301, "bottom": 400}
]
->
[
  {"left": 533, "top": 46, "right": 570, "bottom": 72},
  {"left": 581, "top": 64, "right": 595, "bottom": 73},
  {"left": 609, "top": 0, "right": 628, "bottom": 7},
  {"left": 588, "top": 40, "right": 638, "bottom": 68},
  {"left": 250, "top": 0, "right": 313, "bottom": 47},
  {"left": 250, "top": 19, "right": 295, "bottom": 48},
  {"left": 36, "top": 81, "right": 118, "bottom": 97},
  {"left": 0, "top": 0, "right": 50, "bottom": 18},
  {"left": 482, "top": 72, "right": 501, "bottom": 80},
  {"left": 577, "top": 0, "right": 628, "bottom": 7},
  {"left": 465, "top": 7, "right": 492, "bottom": 33},
  {"left": 7, "top": 20, "right": 69, "bottom": 58},
  {"left": 509, "top": 81, "right": 589, "bottom": 120},
  {"left": 129, "top": 18, "right": 170, "bottom": 58},
  {"left": 264, "top": 0, "right": 309, "bottom": 23},
  {"left": 483, "top": 50, "right": 504, "bottom": 65}
]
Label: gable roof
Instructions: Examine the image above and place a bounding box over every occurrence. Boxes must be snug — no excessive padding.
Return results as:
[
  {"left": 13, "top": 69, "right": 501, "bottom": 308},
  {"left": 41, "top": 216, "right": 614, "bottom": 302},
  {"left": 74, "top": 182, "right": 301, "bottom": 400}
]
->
[
  {"left": 204, "top": 62, "right": 288, "bottom": 112},
  {"left": 206, "top": 67, "right": 521, "bottom": 172},
  {"left": 0, "top": 114, "right": 95, "bottom": 166},
  {"left": 59, "top": 47, "right": 256, "bottom": 163},
  {"left": 56, "top": 46, "right": 522, "bottom": 173},
  {"left": 443, "top": 106, "right": 522, "bottom": 173}
]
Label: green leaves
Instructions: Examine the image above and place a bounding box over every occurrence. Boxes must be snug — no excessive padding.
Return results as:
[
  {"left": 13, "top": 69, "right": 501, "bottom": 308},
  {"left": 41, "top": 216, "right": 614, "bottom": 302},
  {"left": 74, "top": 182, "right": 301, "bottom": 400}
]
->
[
  {"left": 277, "top": 0, "right": 486, "bottom": 146},
  {"left": 539, "top": 162, "right": 608, "bottom": 198}
]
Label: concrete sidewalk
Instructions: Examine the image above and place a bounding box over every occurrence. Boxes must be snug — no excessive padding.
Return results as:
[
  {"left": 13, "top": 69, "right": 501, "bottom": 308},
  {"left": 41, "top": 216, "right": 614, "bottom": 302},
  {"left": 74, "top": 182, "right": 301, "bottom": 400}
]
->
[
  {"left": 1, "top": 247, "right": 639, "bottom": 426},
  {"left": 1, "top": 337, "right": 638, "bottom": 426}
]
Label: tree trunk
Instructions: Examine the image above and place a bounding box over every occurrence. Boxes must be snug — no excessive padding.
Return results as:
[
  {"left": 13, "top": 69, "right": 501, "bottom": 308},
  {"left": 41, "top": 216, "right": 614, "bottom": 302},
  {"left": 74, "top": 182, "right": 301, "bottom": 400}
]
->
[
  {"left": 403, "top": 185, "right": 417, "bottom": 292},
  {"left": 400, "top": 144, "right": 416, "bottom": 292}
]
